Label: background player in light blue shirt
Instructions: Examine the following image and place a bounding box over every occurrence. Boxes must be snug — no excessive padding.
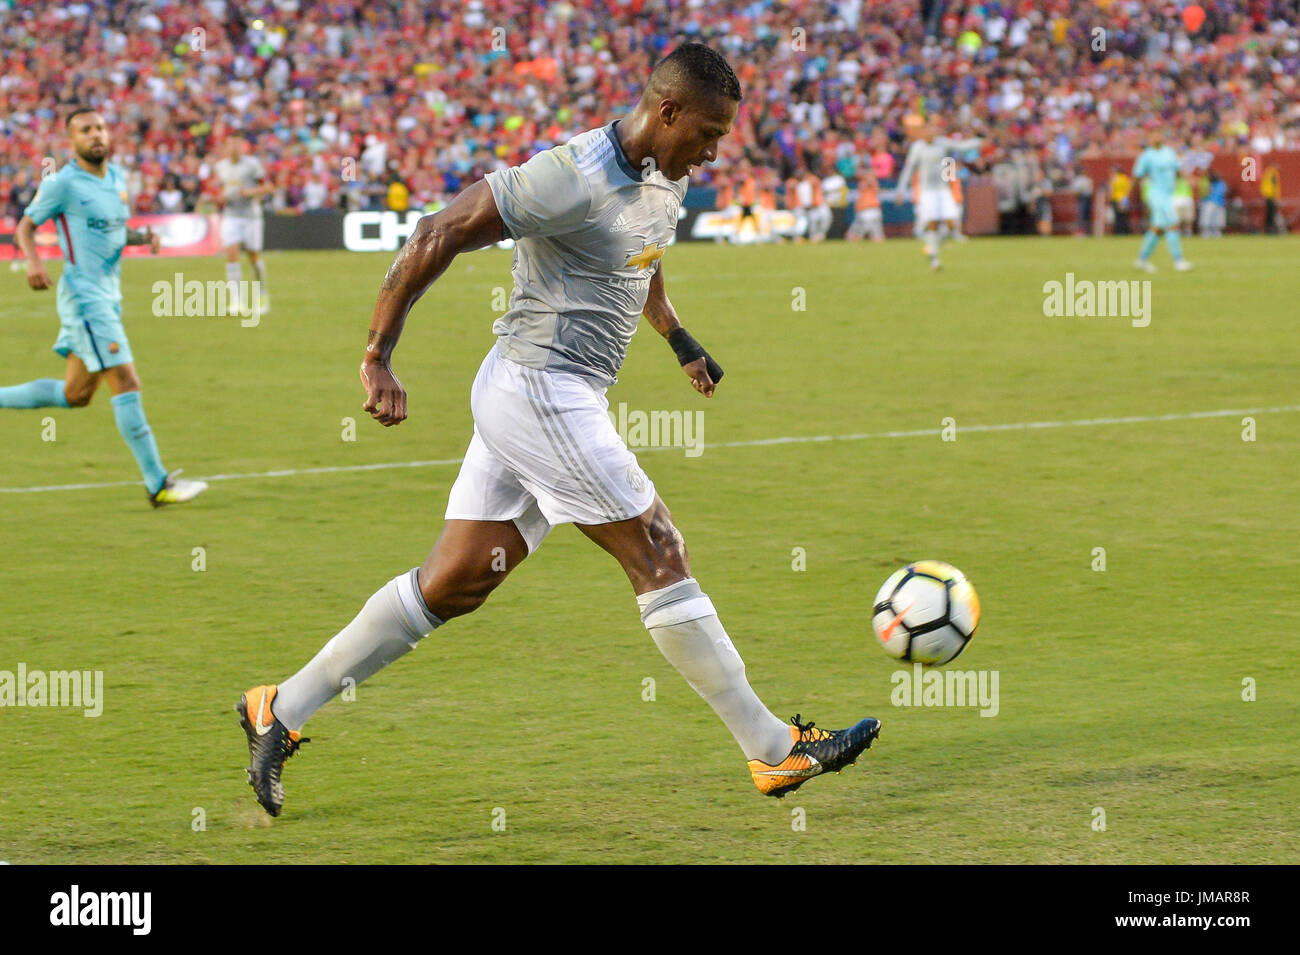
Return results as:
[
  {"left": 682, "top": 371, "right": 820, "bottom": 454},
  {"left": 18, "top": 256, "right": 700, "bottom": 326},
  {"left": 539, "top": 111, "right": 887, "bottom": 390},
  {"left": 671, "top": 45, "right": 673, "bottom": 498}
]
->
[
  {"left": 1132, "top": 131, "right": 1193, "bottom": 272},
  {"left": 1, "top": 107, "right": 206, "bottom": 506}
]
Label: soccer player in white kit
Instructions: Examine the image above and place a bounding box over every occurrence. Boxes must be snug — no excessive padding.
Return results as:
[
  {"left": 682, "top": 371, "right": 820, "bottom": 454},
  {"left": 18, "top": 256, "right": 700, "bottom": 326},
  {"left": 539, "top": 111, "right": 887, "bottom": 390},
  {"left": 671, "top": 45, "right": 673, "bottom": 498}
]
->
[
  {"left": 212, "top": 134, "right": 272, "bottom": 315},
  {"left": 892, "top": 119, "right": 981, "bottom": 270},
  {"left": 236, "top": 44, "right": 880, "bottom": 817}
]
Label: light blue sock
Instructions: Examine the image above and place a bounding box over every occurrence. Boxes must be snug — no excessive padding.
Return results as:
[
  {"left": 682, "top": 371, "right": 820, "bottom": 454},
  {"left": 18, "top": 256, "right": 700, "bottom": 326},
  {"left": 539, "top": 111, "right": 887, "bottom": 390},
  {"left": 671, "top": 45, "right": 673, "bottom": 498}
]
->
[
  {"left": 1165, "top": 230, "right": 1184, "bottom": 261},
  {"left": 1138, "top": 230, "right": 1158, "bottom": 260},
  {"left": 110, "top": 391, "right": 169, "bottom": 494},
  {"left": 0, "top": 378, "right": 70, "bottom": 409}
]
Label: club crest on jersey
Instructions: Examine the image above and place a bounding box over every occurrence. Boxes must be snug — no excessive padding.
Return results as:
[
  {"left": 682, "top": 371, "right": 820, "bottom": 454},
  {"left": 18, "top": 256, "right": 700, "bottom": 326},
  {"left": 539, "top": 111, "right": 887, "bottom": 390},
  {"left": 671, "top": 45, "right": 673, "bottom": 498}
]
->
[
  {"left": 665, "top": 198, "right": 679, "bottom": 221},
  {"left": 625, "top": 464, "right": 647, "bottom": 493},
  {"left": 119, "top": 191, "right": 129, "bottom": 203},
  {"left": 108, "top": 342, "right": 120, "bottom": 354},
  {"left": 625, "top": 241, "right": 667, "bottom": 271}
]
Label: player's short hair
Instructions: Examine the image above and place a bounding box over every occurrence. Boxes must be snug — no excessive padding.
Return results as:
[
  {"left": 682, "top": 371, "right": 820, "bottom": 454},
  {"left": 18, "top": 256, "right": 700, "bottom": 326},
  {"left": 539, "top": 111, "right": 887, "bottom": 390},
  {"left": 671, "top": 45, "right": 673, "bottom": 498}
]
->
[
  {"left": 64, "top": 106, "right": 98, "bottom": 128},
  {"left": 647, "top": 43, "right": 742, "bottom": 105}
]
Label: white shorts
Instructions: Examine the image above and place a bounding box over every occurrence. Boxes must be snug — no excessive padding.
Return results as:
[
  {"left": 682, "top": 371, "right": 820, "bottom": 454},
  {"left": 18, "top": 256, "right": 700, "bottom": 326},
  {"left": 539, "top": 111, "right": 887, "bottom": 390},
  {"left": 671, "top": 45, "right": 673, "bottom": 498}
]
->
[
  {"left": 916, "top": 188, "right": 960, "bottom": 226},
  {"left": 445, "top": 347, "right": 656, "bottom": 553},
  {"left": 805, "top": 204, "right": 832, "bottom": 238},
  {"left": 220, "top": 214, "right": 263, "bottom": 251},
  {"left": 848, "top": 206, "right": 882, "bottom": 236}
]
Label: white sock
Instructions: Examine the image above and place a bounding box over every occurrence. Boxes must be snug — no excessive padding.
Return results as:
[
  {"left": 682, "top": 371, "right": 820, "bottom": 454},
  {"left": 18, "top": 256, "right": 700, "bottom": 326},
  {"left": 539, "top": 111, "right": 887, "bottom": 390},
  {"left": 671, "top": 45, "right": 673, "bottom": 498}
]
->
[
  {"left": 252, "top": 259, "right": 267, "bottom": 295},
  {"left": 225, "top": 261, "right": 242, "bottom": 310},
  {"left": 925, "top": 231, "right": 939, "bottom": 257},
  {"left": 273, "top": 569, "right": 441, "bottom": 730},
  {"left": 639, "top": 578, "right": 791, "bottom": 764}
]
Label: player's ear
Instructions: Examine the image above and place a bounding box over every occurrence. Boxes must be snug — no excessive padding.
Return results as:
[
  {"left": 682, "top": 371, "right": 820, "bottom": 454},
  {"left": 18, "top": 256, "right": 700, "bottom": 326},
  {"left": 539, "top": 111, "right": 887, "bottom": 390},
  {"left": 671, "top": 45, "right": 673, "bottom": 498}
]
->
[{"left": 658, "top": 98, "right": 682, "bottom": 127}]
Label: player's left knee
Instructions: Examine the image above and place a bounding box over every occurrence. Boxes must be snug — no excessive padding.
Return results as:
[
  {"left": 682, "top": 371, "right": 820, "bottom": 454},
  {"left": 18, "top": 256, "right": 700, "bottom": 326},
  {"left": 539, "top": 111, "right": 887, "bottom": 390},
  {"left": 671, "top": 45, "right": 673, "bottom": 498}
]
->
[
  {"left": 64, "top": 387, "right": 95, "bottom": 408},
  {"left": 111, "top": 370, "right": 142, "bottom": 393},
  {"left": 420, "top": 566, "right": 504, "bottom": 620},
  {"left": 646, "top": 503, "right": 679, "bottom": 546}
]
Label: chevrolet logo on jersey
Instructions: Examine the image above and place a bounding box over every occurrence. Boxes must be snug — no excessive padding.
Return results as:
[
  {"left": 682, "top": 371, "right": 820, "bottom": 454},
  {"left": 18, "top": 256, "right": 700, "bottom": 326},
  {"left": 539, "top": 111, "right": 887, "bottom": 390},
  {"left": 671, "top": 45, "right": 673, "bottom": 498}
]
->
[{"left": 625, "top": 241, "right": 668, "bottom": 270}]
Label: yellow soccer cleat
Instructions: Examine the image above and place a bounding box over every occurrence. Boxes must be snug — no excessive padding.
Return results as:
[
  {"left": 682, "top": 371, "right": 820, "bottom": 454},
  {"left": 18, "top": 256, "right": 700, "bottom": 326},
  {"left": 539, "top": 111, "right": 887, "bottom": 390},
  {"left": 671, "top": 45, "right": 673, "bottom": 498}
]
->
[
  {"left": 748, "top": 714, "right": 881, "bottom": 798},
  {"left": 149, "top": 469, "right": 208, "bottom": 508}
]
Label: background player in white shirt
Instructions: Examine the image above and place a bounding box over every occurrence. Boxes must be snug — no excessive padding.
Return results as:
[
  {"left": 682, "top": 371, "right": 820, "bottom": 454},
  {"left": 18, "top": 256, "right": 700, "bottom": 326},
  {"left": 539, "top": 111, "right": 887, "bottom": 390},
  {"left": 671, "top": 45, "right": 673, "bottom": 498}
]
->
[
  {"left": 892, "top": 119, "right": 981, "bottom": 269},
  {"left": 212, "top": 134, "right": 273, "bottom": 314},
  {"left": 236, "top": 44, "right": 880, "bottom": 816},
  {"left": 789, "top": 164, "right": 832, "bottom": 242}
]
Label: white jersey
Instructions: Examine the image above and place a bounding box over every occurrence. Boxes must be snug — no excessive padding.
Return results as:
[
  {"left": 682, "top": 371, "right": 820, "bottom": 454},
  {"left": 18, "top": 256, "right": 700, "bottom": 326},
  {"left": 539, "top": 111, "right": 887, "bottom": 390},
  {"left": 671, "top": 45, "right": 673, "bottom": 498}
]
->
[
  {"left": 485, "top": 122, "right": 687, "bottom": 387},
  {"left": 214, "top": 155, "right": 266, "bottom": 217},
  {"left": 897, "top": 136, "right": 980, "bottom": 193}
]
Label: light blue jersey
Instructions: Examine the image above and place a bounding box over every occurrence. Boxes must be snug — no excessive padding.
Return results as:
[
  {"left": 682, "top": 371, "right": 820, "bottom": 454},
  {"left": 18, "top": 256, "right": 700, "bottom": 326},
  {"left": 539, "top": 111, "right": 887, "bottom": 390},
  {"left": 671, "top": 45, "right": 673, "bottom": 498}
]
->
[
  {"left": 1133, "top": 146, "right": 1179, "bottom": 199},
  {"left": 23, "top": 162, "right": 134, "bottom": 370},
  {"left": 1133, "top": 146, "right": 1180, "bottom": 229}
]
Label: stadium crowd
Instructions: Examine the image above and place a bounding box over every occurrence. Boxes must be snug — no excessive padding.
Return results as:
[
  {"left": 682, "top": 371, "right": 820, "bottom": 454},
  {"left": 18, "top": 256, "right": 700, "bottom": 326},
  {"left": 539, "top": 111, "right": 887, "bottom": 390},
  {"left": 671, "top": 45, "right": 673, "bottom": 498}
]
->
[{"left": 2, "top": 0, "right": 1297, "bottom": 225}]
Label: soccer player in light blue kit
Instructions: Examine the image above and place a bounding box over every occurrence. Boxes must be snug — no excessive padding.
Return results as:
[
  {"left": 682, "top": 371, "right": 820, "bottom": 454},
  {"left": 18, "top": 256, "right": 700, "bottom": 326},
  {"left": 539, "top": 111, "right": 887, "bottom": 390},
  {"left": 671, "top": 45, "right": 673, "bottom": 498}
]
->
[
  {"left": 1, "top": 108, "right": 206, "bottom": 506},
  {"left": 1132, "top": 131, "right": 1194, "bottom": 273}
]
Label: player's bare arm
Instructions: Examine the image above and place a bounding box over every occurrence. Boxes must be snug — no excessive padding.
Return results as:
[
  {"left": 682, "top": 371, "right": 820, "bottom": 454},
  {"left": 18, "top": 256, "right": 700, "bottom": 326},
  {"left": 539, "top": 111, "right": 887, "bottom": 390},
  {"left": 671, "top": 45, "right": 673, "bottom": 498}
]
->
[
  {"left": 642, "top": 263, "right": 682, "bottom": 337},
  {"left": 125, "top": 226, "right": 161, "bottom": 254},
  {"left": 644, "top": 263, "right": 722, "bottom": 398},
  {"left": 361, "top": 179, "right": 509, "bottom": 427},
  {"left": 15, "top": 215, "right": 52, "bottom": 290}
]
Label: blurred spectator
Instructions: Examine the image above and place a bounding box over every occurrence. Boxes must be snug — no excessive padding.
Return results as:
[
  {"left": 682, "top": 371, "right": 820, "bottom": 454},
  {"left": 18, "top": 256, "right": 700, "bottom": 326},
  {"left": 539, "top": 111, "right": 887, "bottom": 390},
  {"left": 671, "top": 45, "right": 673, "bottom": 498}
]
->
[
  {"left": 1071, "top": 167, "right": 1095, "bottom": 235},
  {"left": 1199, "top": 171, "right": 1227, "bottom": 237},
  {"left": 1260, "top": 165, "right": 1284, "bottom": 233},
  {"left": 1031, "top": 172, "right": 1054, "bottom": 236},
  {"left": 1, "top": 0, "right": 1296, "bottom": 221},
  {"left": 385, "top": 164, "right": 411, "bottom": 212},
  {"left": 157, "top": 175, "right": 185, "bottom": 213},
  {"left": 303, "top": 175, "right": 330, "bottom": 212},
  {"left": 1174, "top": 174, "right": 1196, "bottom": 232},
  {"left": 846, "top": 169, "right": 884, "bottom": 242},
  {"left": 1109, "top": 167, "right": 1134, "bottom": 235}
]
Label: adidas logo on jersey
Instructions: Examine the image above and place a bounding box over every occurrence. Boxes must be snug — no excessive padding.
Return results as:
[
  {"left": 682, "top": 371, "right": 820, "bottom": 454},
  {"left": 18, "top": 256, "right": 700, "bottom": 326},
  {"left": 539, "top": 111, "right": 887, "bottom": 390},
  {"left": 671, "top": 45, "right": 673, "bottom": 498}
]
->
[{"left": 609, "top": 213, "right": 633, "bottom": 233}]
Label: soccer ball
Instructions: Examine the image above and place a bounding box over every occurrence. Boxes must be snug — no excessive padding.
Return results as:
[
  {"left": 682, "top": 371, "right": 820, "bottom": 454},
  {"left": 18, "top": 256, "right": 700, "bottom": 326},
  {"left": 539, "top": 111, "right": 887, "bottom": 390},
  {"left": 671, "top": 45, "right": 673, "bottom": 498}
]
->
[{"left": 872, "top": 561, "right": 980, "bottom": 666}]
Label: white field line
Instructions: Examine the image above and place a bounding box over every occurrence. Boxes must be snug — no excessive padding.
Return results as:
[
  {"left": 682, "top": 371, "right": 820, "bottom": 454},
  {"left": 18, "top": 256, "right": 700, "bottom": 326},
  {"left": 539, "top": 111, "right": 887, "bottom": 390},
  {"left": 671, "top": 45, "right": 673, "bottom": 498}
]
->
[{"left": 0, "top": 403, "right": 1295, "bottom": 495}]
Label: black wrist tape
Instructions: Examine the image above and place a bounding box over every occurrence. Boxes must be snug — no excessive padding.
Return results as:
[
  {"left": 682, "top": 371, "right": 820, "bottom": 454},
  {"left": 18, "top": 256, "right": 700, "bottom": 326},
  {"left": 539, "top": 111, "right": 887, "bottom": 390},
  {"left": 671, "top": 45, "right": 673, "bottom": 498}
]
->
[{"left": 668, "top": 327, "right": 724, "bottom": 383}]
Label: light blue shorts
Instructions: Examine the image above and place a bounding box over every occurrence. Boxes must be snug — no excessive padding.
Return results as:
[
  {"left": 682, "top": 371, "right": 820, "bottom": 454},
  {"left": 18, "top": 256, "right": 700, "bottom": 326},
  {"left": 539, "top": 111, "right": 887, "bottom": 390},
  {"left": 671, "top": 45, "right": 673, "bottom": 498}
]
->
[
  {"left": 53, "top": 303, "right": 133, "bottom": 373},
  {"left": 1147, "top": 196, "right": 1178, "bottom": 230}
]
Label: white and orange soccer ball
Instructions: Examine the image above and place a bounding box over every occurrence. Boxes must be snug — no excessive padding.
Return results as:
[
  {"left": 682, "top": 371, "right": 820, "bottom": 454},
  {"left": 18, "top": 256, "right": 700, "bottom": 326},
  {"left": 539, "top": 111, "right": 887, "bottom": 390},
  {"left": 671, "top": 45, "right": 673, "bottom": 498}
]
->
[{"left": 872, "top": 561, "right": 981, "bottom": 666}]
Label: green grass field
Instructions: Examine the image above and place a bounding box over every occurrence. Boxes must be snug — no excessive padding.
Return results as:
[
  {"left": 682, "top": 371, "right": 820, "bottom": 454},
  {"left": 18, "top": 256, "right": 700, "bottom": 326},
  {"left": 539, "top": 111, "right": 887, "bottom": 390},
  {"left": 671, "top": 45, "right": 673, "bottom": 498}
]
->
[{"left": 1, "top": 235, "right": 1296, "bottom": 864}]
